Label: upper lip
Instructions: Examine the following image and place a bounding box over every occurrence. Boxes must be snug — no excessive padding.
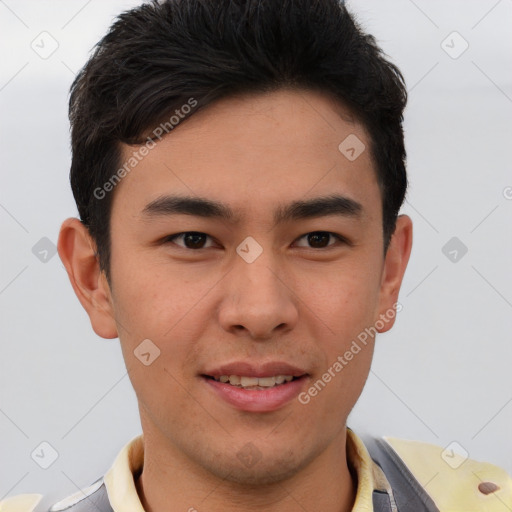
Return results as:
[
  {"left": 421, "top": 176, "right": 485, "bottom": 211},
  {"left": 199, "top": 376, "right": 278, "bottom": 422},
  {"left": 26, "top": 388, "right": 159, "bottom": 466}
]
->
[{"left": 202, "top": 361, "right": 309, "bottom": 379}]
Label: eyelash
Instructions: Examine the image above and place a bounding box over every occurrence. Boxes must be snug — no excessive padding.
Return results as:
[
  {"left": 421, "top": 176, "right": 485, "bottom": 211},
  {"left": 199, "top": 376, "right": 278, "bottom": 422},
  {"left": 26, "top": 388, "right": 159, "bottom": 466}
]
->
[{"left": 163, "top": 231, "right": 349, "bottom": 250}]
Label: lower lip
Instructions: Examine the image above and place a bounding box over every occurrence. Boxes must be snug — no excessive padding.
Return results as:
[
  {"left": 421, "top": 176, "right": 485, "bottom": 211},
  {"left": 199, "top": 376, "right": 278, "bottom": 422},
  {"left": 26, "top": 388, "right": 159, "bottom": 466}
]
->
[{"left": 203, "top": 376, "right": 308, "bottom": 412}]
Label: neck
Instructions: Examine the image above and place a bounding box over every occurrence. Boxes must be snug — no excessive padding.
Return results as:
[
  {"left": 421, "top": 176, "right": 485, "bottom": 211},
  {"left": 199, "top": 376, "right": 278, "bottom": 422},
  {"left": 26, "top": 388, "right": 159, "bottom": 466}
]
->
[{"left": 135, "top": 426, "right": 357, "bottom": 512}]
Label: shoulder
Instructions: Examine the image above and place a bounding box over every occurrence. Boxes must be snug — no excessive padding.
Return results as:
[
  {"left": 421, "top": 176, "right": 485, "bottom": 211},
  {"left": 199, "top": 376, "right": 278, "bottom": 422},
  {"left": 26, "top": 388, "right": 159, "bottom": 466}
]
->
[
  {"left": 0, "top": 494, "right": 43, "bottom": 512},
  {"left": 0, "top": 478, "right": 111, "bottom": 512},
  {"left": 367, "top": 435, "right": 512, "bottom": 511}
]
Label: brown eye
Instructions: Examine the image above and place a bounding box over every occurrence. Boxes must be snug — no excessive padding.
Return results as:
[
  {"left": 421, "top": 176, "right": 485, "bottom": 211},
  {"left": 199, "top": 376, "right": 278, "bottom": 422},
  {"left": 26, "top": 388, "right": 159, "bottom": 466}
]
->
[
  {"left": 307, "top": 232, "right": 331, "bottom": 248},
  {"left": 165, "top": 232, "right": 213, "bottom": 249},
  {"left": 295, "top": 231, "right": 344, "bottom": 249}
]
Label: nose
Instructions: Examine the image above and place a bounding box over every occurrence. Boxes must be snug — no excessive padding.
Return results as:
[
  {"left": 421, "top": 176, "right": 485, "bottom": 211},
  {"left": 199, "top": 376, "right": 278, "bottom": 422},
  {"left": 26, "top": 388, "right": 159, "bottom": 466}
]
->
[{"left": 217, "top": 250, "right": 299, "bottom": 340}]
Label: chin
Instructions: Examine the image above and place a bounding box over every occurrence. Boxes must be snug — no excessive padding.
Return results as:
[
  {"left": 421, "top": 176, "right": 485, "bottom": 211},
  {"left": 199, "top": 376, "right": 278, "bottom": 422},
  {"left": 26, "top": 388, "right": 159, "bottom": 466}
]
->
[
  {"left": 197, "top": 445, "right": 316, "bottom": 487},
  {"left": 215, "top": 462, "right": 299, "bottom": 487}
]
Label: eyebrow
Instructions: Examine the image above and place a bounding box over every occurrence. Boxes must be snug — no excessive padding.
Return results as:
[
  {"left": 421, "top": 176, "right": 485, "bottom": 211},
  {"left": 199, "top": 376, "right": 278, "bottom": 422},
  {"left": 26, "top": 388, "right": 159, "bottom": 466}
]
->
[{"left": 141, "top": 194, "right": 363, "bottom": 226}]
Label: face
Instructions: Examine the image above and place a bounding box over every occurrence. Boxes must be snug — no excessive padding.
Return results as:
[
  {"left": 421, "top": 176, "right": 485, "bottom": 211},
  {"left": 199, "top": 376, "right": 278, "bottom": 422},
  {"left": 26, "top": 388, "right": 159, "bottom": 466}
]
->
[{"left": 61, "top": 88, "right": 411, "bottom": 485}]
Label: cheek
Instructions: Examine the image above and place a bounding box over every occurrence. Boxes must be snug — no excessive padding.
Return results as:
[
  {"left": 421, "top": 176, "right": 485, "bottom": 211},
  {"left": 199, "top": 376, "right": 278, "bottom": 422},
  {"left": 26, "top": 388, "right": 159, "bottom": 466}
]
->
[
  {"left": 296, "top": 339, "right": 374, "bottom": 436},
  {"left": 299, "top": 291, "right": 376, "bottom": 420},
  {"left": 109, "top": 274, "right": 196, "bottom": 408},
  {"left": 297, "top": 259, "right": 382, "bottom": 332},
  {"left": 295, "top": 259, "right": 381, "bottom": 399},
  {"left": 110, "top": 255, "right": 203, "bottom": 339}
]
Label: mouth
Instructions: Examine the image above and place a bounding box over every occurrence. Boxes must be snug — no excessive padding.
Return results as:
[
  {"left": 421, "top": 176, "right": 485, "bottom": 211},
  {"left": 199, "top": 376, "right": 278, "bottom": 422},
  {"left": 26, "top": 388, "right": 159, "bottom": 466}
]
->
[
  {"left": 200, "top": 363, "right": 309, "bottom": 412},
  {"left": 203, "top": 374, "right": 302, "bottom": 390}
]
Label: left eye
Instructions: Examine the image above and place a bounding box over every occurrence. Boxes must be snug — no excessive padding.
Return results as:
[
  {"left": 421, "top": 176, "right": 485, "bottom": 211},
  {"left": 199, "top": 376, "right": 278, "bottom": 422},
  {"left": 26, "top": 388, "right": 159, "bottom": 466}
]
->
[
  {"left": 294, "top": 231, "right": 345, "bottom": 249},
  {"left": 164, "top": 231, "right": 346, "bottom": 250}
]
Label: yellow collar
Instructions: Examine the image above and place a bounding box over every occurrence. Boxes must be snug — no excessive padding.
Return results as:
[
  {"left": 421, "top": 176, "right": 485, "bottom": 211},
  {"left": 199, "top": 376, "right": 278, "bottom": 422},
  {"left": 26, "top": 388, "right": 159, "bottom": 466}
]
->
[{"left": 102, "top": 428, "right": 390, "bottom": 512}]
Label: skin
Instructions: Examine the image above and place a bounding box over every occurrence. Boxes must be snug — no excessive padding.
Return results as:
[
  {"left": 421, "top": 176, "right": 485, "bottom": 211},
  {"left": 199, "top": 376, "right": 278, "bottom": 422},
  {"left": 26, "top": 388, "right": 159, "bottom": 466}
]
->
[{"left": 58, "top": 88, "right": 412, "bottom": 512}]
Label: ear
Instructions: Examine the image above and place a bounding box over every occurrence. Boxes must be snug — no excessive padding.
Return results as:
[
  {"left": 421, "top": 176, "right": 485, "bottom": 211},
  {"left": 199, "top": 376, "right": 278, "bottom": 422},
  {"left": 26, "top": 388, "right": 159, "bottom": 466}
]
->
[
  {"left": 376, "top": 215, "right": 413, "bottom": 333},
  {"left": 57, "top": 217, "right": 118, "bottom": 339}
]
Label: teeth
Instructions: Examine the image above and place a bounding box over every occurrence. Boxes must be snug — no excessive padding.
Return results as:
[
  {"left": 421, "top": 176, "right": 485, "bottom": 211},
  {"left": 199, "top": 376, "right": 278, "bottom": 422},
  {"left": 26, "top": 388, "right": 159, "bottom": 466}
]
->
[
  {"left": 229, "top": 375, "right": 241, "bottom": 385},
  {"left": 214, "top": 375, "right": 296, "bottom": 388},
  {"left": 240, "top": 376, "right": 259, "bottom": 387},
  {"left": 258, "top": 377, "right": 277, "bottom": 387}
]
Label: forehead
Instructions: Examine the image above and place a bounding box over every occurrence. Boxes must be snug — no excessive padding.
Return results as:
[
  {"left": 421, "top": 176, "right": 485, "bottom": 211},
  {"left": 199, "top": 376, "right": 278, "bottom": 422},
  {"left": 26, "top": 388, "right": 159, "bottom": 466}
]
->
[{"left": 111, "top": 88, "right": 379, "bottom": 222}]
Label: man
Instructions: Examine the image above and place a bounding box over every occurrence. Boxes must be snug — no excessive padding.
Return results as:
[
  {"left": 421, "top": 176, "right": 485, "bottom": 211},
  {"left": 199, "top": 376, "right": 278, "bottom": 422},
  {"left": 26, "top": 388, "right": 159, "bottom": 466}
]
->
[{"left": 2, "top": 0, "right": 510, "bottom": 511}]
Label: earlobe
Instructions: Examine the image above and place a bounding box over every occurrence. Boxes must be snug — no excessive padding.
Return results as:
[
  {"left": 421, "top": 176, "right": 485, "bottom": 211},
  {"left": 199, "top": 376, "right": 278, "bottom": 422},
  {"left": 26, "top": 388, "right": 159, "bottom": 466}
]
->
[
  {"left": 57, "top": 217, "right": 118, "bottom": 339},
  {"left": 376, "top": 215, "right": 413, "bottom": 333}
]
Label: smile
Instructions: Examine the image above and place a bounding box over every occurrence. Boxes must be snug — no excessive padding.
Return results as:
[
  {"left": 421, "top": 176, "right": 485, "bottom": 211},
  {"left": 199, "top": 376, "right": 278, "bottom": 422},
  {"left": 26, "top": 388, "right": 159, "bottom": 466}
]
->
[
  {"left": 211, "top": 375, "right": 296, "bottom": 389},
  {"left": 202, "top": 374, "right": 309, "bottom": 412}
]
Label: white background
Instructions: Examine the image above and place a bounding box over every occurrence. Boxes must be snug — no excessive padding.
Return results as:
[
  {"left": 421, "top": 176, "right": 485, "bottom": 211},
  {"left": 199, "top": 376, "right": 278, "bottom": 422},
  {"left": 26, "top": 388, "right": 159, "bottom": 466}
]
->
[{"left": 1, "top": 0, "right": 511, "bottom": 508}]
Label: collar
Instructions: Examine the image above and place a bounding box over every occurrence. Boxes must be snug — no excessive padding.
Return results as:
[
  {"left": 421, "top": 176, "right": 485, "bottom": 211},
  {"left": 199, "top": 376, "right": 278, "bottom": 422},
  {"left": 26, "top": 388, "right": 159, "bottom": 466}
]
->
[{"left": 103, "top": 428, "right": 392, "bottom": 512}]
